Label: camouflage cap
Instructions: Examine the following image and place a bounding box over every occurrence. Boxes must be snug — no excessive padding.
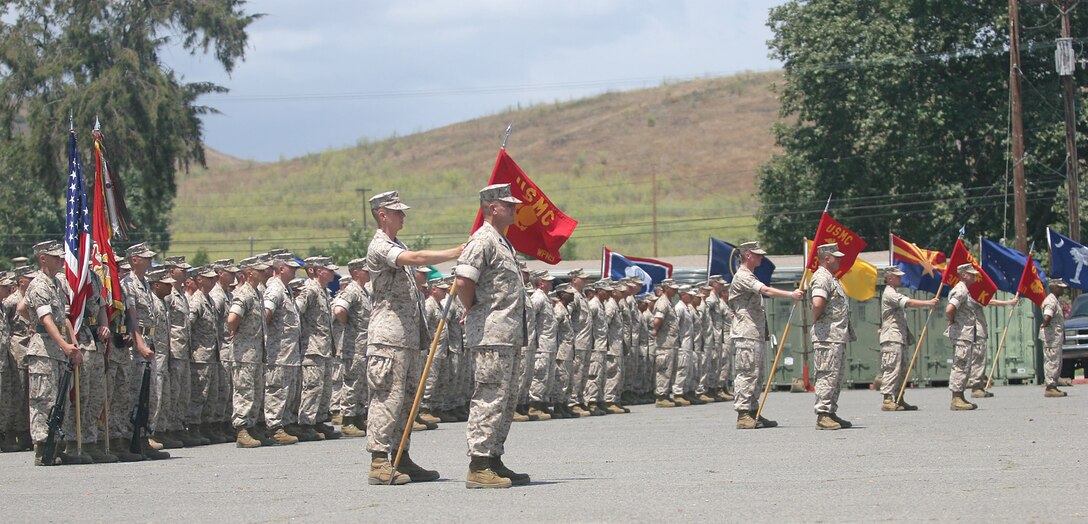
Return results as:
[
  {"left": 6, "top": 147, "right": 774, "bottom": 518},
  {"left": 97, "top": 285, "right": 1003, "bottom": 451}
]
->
[
  {"left": 817, "top": 242, "right": 845, "bottom": 257},
  {"left": 479, "top": 183, "right": 522, "bottom": 204},
  {"left": 125, "top": 242, "right": 156, "bottom": 258},
  {"left": 1050, "top": 278, "right": 1069, "bottom": 288},
  {"left": 339, "top": 275, "right": 351, "bottom": 286},
  {"left": 273, "top": 253, "right": 302, "bottom": 268},
  {"left": 0, "top": 272, "right": 14, "bottom": 286},
  {"left": 415, "top": 266, "right": 432, "bottom": 274},
  {"left": 267, "top": 248, "right": 289, "bottom": 256},
  {"left": 555, "top": 282, "right": 574, "bottom": 295},
  {"left": 738, "top": 241, "right": 767, "bottom": 255},
  {"left": 530, "top": 269, "right": 555, "bottom": 281},
  {"left": 240, "top": 256, "right": 270, "bottom": 271},
  {"left": 164, "top": 256, "right": 192, "bottom": 269},
  {"left": 32, "top": 240, "right": 64, "bottom": 257},
  {"left": 194, "top": 265, "right": 218, "bottom": 278},
  {"left": 13, "top": 265, "right": 35, "bottom": 278},
  {"left": 10, "top": 256, "right": 28, "bottom": 265},
  {"left": 660, "top": 278, "right": 680, "bottom": 289},
  {"left": 882, "top": 267, "right": 906, "bottom": 278},
  {"left": 369, "top": 190, "right": 410, "bottom": 212},
  {"left": 146, "top": 267, "right": 175, "bottom": 284},
  {"left": 567, "top": 268, "right": 588, "bottom": 279},
  {"left": 429, "top": 278, "right": 450, "bottom": 290},
  {"left": 347, "top": 258, "right": 367, "bottom": 270},
  {"left": 288, "top": 277, "right": 305, "bottom": 292},
  {"left": 709, "top": 275, "right": 727, "bottom": 284},
  {"left": 117, "top": 260, "right": 131, "bottom": 271},
  {"left": 956, "top": 263, "right": 978, "bottom": 275}
]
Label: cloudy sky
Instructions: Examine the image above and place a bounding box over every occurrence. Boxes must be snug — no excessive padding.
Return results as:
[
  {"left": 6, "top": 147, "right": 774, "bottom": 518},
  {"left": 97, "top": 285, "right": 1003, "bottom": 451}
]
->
[{"left": 167, "top": 0, "right": 788, "bottom": 161}]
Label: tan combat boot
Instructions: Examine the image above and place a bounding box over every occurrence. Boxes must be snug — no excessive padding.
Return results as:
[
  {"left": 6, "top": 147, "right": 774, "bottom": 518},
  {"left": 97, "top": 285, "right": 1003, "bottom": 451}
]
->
[
  {"left": 491, "top": 456, "right": 530, "bottom": 486},
  {"left": 829, "top": 413, "right": 852, "bottom": 428},
  {"left": 736, "top": 411, "right": 757, "bottom": 430},
  {"left": 415, "top": 415, "right": 438, "bottom": 430},
  {"left": 717, "top": 389, "right": 735, "bottom": 402},
  {"left": 270, "top": 426, "right": 299, "bottom": 445},
  {"left": 881, "top": 394, "right": 904, "bottom": 412},
  {"left": 697, "top": 392, "right": 716, "bottom": 403},
  {"left": 110, "top": 438, "right": 145, "bottom": 462},
  {"left": 465, "top": 456, "right": 512, "bottom": 489},
  {"left": 655, "top": 396, "right": 676, "bottom": 408},
  {"left": 341, "top": 416, "right": 366, "bottom": 438},
  {"left": 1044, "top": 386, "right": 1068, "bottom": 398},
  {"left": 672, "top": 395, "right": 691, "bottom": 407},
  {"left": 33, "top": 443, "right": 57, "bottom": 466},
  {"left": 316, "top": 423, "right": 341, "bottom": 440},
  {"left": 235, "top": 427, "right": 262, "bottom": 449},
  {"left": 604, "top": 402, "right": 626, "bottom": 415},
  {"left": 950, "top": 391, "right": 977, "bottom": 411},
  {"left": 412, "top": 420, "right": 429, "bottom": 432},
  {"left": 816, "top": 413, "right": 841, "bottom": 430},
  {"left": 151, "top": 431, "right": 182, "bottom": 449},
  {"left": 399, "top": 452, "right": 440, "bottom": 482},
  {"left": 82, "top": 442, "right": 119, "bottom": 463},
  {"left": 571, "top": 404, "right": 592, "bottom": 417},
  {"left": 528, "top": 403, "right": 553, "bottom": 420},
  {"left": 969, "top": 388, "right": 994, "bottom": 398},
  {"left": 753, "top": 411, "right": 778, "bottom": 428},
  {"left": 512, "top": 410, "right": 531, "bottom": 422},
  {"left": 140, "top": 437, "right": 171, "bottom": 460},
  {"left": 417, "top": 409, "right": 441, "bottom": 426},
  {"left": 368, "top": 453, "right": 410, "bottom": 485}
]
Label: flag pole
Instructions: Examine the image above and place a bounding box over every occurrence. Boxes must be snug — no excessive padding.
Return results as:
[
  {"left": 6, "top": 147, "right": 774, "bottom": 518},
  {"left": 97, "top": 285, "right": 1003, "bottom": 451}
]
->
[
  {"left": 501, "top": 123, "right": 513, "bottom": 150},
  {"left": 392, "top": 277, "right": 459, "bottom": 482},
  {"left": 985, "top": 291, "right": 1021, "bottom": 390},
  {"left": 800, "top": 238, "right": 813, "bottom": 392},
  {"left": 896, "top": 279, "right": 944, "bottom": 404}
]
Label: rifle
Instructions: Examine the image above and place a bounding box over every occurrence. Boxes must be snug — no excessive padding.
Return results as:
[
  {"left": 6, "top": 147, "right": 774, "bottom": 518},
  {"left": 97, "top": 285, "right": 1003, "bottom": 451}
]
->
[
  {"left": 40, "top": 361, "right": 74, "bottom": 466},
  {"left": 129, "top": 360, "right": 152, "bottom": 454}
]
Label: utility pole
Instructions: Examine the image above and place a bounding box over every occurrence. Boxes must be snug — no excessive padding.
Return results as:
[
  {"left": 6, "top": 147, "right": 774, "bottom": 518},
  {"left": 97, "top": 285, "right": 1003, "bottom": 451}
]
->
[
  {"left": 651, "top": 164, "right": 659, "bottom": 257},
  {"left": 1059, "top": 0, "right": 1081, "bottom": 243},
  {"left": 1009, "top": 0, "right": 1030, "bottom": 254},
  {"left": 356, "top": 187, "right": 371, "bottom": 231}
]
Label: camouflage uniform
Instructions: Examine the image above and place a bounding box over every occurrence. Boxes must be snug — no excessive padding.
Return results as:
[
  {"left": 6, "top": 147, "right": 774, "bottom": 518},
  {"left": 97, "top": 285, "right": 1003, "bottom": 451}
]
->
[
  {"left": 59, "top": 272, "right": 108, "bottom": 444},
  {"left": 209, "top": 282, "right": 234, "bottom": 429},
  {"left": 228, "top": 281, "right": 264, "bottom": 429},
  {"left": 297, "top": 277, "right": 335, "bottom": 426},
  {"left": 603, "top": 295, "right": 624, "bottom": 403},
  {"left": 810, "top": 266, "right": 854, "bottom": 415},
  {"left": 365, "top": 228, "right": 426, "bottom": 455},
  {"left": 24, "top": 270, "right": 70, "bottom": 443},
  {"left": 567, "top": 288, "right": 593, "bottom": 408},
  {"left": 421, "top": 292, "right": 449, "bottom": 412},
  {"left": 672, "top": 299, "right": 694, "bottom": 396},
  {"left": 2, "top": 287, "right": 31, "bottom": 443},
  {"left": 717, "top": 293, "right": 734, "bottom": 393},
  {"left": 458, "top": 220, "right": 526, "bottom": 458},
  {"left": 147, "top": 286, "right": 171, "bottom": 432},
  {"left": 729, "top": 266, "right": 767, "bottom": 413},
  {"left": 446, "top": 296, "right": 470, "bottom": 411},
  {"left": 1040, "top": 292, "right": 1064, "bottom": 387},
  {"left": 332, "top": 280, "right": 370, "bottom": 418},
  {"left": 653, "top": 294, "right": 679, "bottom": 397},
  {"left": 165, "top": 287, "right": 191, "bottom": 433},
  {"left": 878, "top": 285, "right": 914, "bottom": 397},
  {"left": 529, "top": 287, "right": 557, "bottom": 404},
  {"left": 187, "top": 288, "right": 220, "bottom": 425},
  {"left": 551, "top": 299, "right": 574, "bottom": 405},
  {"left": 264, "top": 277, "right": 301, "bottom": 430},
  {"left": 516, "top": 285, "right": 536, "bottom": 407},
  {"left": 121, "top": 271, "right": 163, "bottom": 432},
  {"left": 584, "top": 294, "right": 607, "bottom": 404},
  {"left": 944, "top": 281, "right": 983, "bottom": 393}
]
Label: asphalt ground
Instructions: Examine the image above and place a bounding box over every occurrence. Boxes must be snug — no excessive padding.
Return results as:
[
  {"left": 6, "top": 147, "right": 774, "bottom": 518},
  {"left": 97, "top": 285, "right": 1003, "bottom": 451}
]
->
[{"left": 0, "top": 384, "right": 1083, "bottom": 523}]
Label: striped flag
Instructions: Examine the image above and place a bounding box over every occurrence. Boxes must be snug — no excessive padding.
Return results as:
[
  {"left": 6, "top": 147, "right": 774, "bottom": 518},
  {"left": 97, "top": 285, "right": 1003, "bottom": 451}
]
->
[
  {"left": 65, "top": 124, "right": 92, "bottom": 333},
  {"left": 90, "top": 123, "right": 127, "bottom": 321}
]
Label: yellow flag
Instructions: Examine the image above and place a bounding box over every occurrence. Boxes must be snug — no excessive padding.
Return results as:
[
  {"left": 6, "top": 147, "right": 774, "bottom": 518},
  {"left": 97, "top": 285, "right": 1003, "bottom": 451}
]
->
[
  {"left": 805, "top": 240, "right": 877, "bottom": 301},
  {"left": 840, "top": 257, "right": 877, "bottom": 301}
]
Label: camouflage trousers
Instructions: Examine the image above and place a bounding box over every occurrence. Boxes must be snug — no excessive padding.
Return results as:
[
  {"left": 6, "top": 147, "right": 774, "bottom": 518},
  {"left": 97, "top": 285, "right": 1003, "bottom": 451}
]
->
[
  {"left": 68, "top": 338, "right": 107, "bottom": 443},
  {"left": 340, "top": 349, "right": 368, "bottom": 417},
  {"left": 466, "top": 345, "right": 519, "bottom": 458},
  {"left": 149, "top": 357, "right": 168, "bottom": 432},
  {"left": 671, "top": 348, "right": 693, "bottom": 396},
  {"left": 879, "top": 342, "right": 908, "bottom": 397},
  {"left": 568, "top": 349, "right": 591, "bottom": 406},
  {"left": 966, "top": 340, "right": 989, "bottom": 390},
  {"left": 516, "top": 346, "right": 534, "bottom": 405},
  {"left": 529, "top": 351, "right": 555, "bottom": 403},
  {"left": 231, "top": 362, "right": 263, "bottom": 429},
  {"left": 107, "top": 353, "right": 135, "bottom": 440},
  {"left": 299, "top": 354, "right": 334, "bottom": 425},
  {"left": 703, "top": 344, "right": 720, "bottom": 390},
  {"left": 167, "top": 358, "right": 191, "bottom": 431},
  {"left": 948, "top": 340, "right": 982, "bottom": 392},
  {"left": 695, "top": 350, "right": 711, "bottom": 394},
  {"left": 188, "top": 361, "right": 220, "bottom": 425},
  {"left": 440, "top": 350, "right": 470, "bottom": 411},
  {"left": 328, "top": 355, "right": 343, "bottom": 415},
  {"left": 366, "top": 344, "right": 421, "bottom": 454},
  {"left": 603, "top": 354, "right": 623, "bottom": 403},
  {"left": 623, "top": 345, "right": 637, "bottom": 393},
  {"left": 421, "top": 352, "right": 446, "bottom": 411},
  {"left": 550, "top": 357, "right": 572, "bottom": 404},
  {"left": 0, "top": 351, "right": 29, "bottom": 436},
  {"left": 732, "top": 338, "right": 763, "bottom": 412},
  {"left": 264, "top": 364, "right": 300, "bottom": 429},
  {"left": 27, "top": 355, "right": 66, "bottom": 442},
  {"left": 583, "top": 351, "right": 606, "bottom": 404},
  {"left": 813, "top": 342, "right": 846, "bottom": 414},
  {"left": 217, "top": 361, "right": 233, "bottom": 423},
  {"left": 1043, "top": 342, "right": 1062, "bottom": 387},
  {"left": 719, "top": 337, "right": 735, "bottom": 392},
  {"left": 654, "top": 346, "right": 677, "bottom": 397}
]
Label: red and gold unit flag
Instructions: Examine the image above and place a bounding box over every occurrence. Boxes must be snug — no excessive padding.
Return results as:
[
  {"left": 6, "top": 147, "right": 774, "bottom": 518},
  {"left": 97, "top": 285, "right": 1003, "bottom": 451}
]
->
[
  {"left": 943, "top": 239, "right": 999, "bottom": 305},
  {"left": 804, "top": 212, "right": 868, "bottom": 278}
]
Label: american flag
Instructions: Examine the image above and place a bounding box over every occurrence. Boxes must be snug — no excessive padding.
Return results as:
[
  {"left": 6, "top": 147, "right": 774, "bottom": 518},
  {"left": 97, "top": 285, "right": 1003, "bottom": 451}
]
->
[{"left": 65, "top": 124, "right": 92, "bottom": 333}]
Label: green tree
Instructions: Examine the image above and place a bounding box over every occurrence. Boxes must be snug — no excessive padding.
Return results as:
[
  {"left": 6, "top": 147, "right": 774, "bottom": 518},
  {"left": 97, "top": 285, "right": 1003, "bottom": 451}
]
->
[
  {"left": 0, "top": 0, "right": 259, "bottom": 256},
  {"left": 759, "top": 1, "right": 1085, "bottom": 253}
]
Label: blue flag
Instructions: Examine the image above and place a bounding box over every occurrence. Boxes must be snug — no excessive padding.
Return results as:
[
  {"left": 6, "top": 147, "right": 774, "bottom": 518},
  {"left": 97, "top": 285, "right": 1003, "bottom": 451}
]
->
[
  {"left": 1048, "top": 228, "right": 1088, "bottom": 291},
  {"left": 980, "top": 237, "right": 1045, "bottom": 294},
  {"left": 602, "top": 247, "right": 672, "bottom": 295},
  {"left": 707, "top": 238, "right": 775, "bottom": 285}
]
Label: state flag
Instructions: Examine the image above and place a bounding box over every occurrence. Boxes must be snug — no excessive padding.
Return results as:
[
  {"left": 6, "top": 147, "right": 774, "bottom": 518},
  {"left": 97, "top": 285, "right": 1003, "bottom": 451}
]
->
[
  {"left": 890, "top": 233, "right": 947, "bottom": 295},
  {"left": 602, "top": 247, "right": 672, "bottom": 295},
  {"left": 1046, "top": 227, "right": 1088, "bottom": 291},
  {"left": 707, "top": 237, "right": 775, "bottom": 285}
]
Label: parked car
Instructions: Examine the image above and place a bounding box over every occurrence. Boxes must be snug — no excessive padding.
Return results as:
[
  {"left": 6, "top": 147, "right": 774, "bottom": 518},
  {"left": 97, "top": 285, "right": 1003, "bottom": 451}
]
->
[{"left": 1062, "top": 294, "right": 1088, "bottom": 378}]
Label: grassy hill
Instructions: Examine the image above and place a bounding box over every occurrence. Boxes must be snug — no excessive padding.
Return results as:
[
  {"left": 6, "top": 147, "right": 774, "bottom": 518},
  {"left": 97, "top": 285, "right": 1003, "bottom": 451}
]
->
[{"left": 171, "top": 71, "right": 784, "bottom": 262}]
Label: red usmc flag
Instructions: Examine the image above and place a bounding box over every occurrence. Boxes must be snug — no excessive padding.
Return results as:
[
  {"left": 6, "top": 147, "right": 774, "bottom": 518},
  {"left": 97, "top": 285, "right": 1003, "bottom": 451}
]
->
[
  {"left": 804, "top": 212, "right": 868, "bottom": 277},
  {"left": 472, "top": 149, "right": 578, "bottom": 264}
]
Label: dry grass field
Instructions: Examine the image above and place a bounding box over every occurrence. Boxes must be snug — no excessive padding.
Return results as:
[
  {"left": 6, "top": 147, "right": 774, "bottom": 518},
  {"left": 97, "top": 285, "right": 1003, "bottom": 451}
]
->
[{"left": 172, "top": 70, "right": 783, "bottom": 261}]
